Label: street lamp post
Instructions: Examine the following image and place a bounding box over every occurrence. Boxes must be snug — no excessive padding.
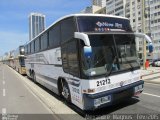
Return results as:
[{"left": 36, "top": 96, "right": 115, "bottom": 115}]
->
[{"left": 142, "top": 0, "right": 147, "bottom": 69}]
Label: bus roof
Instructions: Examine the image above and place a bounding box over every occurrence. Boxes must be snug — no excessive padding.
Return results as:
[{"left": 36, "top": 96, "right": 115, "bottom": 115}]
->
[
  {"left": 72, "top": 14, "right": 128, "bottom": 19},
  {"left": 26, "top": 14, "right": 129, "bottom": 44}
]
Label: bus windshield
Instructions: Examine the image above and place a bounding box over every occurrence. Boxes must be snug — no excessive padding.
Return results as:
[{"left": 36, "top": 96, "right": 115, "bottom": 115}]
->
[
  {"left": 81, "top": 34, "right": 139, "bottom": 77},
  {"left": 19, "top": 57, "right": 25, "bottom": 67},
  {"left": 20, "top": 46, "right": 25, "bottom": 55}
]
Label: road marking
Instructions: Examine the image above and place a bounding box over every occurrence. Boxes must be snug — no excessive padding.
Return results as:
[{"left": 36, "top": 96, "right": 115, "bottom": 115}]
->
[
  {"left": 142, "top": 92, "right": 160, "bottom": 98},
  {"left": 2, "top": 108, "right": 6, "bottom": 115},
  {"left": 145, "top": 83, "right": 160, "bottom": 86},
  {"left": 3, "top": 81, "right": 5, "bottom": 85},
  {"left": 3, "top": 89, "right": 6, "bottom": 97}
]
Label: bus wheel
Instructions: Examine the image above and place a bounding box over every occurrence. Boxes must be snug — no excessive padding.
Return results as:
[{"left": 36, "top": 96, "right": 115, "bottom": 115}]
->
[{"left": 61, "top": 81, "right": 71, "bottom": 102}]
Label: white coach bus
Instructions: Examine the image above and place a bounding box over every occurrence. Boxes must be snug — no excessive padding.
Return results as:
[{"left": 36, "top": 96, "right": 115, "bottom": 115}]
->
[
  {"left": 14, "top": 46, "right": 26, "bottom": 75},
  {"left": 24, "top": 14, "right": 152, "bottom": 110}
]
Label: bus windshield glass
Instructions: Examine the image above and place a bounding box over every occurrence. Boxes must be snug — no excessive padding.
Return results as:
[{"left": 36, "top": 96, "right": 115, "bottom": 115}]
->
[
  {"left": 20, "top": 46, "right": 25, "bottom": 55},
  {"left": 19, "top": 57, "right": 25, "bottom": 67},
  {"left": 81, "top": 34, "right": 139, "bottom": 77}
]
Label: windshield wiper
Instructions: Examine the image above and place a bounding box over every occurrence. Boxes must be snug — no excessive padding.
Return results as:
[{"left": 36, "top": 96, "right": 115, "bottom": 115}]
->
[
  {"left": 122, "top": 54, "right": 134, "bottom": 71},
  {"left": 105, "top": 56, "right": 117, "bottom": 77}
]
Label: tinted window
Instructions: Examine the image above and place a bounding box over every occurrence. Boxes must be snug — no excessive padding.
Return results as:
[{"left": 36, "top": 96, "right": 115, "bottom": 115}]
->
[
  {"left": 68, "top": 40, "right": 79, "bottom": 76},
  {"left": 39, "top": 37, "right": 41, "bottom": 50},
  {"left": 62, "top": 39, "right": 79, "bottom": 77},
  {"left": 49, "top": 24, "right": 61, "bottom": 48},
  {"left": 61, "top": 18, "right": 75, "bottom": 43},
  {"left": 25, "top": 45, "right": 28, "bottom": 54},
  {"left": 19, "top": 57, "right": 25, "bottom": 67},
  {"left": 62, "top": 45, "right": 68, "bottom": 72},
  {"left": 28, "top": 43, "right": 31, "bottom": 54},
  {"left": 20, "top": 46, "right": 25, "bottom": 55},
  {"left": 31, "top": 41, "right": 35, "bottom": 53},
  {"left": 41, "top": 32, "right": 48, "bottom": 50},
  {"left": 35, "top": 38, "right": 40, "bottom": 52}
]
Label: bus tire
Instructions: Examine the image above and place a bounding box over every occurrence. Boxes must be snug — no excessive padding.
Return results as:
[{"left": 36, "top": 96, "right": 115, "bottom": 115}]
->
[{"left": 61, "top": 80, "right": 71, "bottom": 102}]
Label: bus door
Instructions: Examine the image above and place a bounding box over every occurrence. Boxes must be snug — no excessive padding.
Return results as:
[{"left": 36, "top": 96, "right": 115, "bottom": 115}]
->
[
  {"left": 61, "top": 39, "right": 83, "bottom": 106},
  {"left": 61, "top": 39, "right": 80, "bottom": 78}
]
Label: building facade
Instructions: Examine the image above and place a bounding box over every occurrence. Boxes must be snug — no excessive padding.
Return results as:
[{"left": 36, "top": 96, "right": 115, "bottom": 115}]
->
[
  {"left": 81, "top": 0, "right": 107, "bottom": 14},
  {"left": 81, "top": 6, "right": 92, "bottom": 13},
  {"left": 125, "top": 0, "right": 145, "bottom": 58},
  {"left": 149, "top": 0, "right": 160, "bottom": 58},
  {"left": 106, "top": 0, "right": 126, "bottom": 17},
  {"left": 92, "top": 0, "right": 106, "bottom": 7},
  {"left": 126, "top": 0, "right": 160, "bottom": 59},
  {"left": 29, "top": 13, "right": 45, "bottom": 40}
]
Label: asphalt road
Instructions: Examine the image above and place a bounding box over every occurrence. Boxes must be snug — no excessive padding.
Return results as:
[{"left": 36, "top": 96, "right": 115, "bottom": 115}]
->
[
  {"left": 0, "top": 63, "right": 160, "bottom": 120},
  {"left": 0, "top": 64, "right": 56, "bottom": 120}
]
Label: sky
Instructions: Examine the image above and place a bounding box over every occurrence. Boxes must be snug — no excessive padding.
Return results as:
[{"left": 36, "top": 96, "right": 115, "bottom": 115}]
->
[{"left": 0, "top": 0, "right": 90, "bottom": 56}]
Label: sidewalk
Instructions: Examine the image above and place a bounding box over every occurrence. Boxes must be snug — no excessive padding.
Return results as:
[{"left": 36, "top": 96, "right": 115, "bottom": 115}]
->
[{"left": 141, "top": 67, "right": 160, "bottom": 84}]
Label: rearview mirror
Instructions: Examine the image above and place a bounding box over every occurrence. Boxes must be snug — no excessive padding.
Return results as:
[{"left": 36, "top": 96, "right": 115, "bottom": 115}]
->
[
  {"left": 84, "top": 46, "right": 92, "bottom": 58},
  {"left": 148, "top": 43, "right": 153, "bottom": 53}
]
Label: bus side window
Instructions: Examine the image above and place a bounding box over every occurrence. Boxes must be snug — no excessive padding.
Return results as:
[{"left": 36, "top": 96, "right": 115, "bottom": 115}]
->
[
  {"left": 62, "top": 45, "right": 69, "bottom": 73},
  {"left": 49, "top": 24, "right": 60, "bottom": 48},
  {"left": 67, "top": 40, "right": 79, "bottom": 77},
  {"left": 61, "top": 40, "right": 80, "bottom": 77},
  {"left": 25, "top": 45, "right": 28, "bottom": 54},
  {"left": 28, "top": 43, "right": 31, "bottom": 54},
  {"left": 61, "top": 17, "right": 75, "bottom": 43},
  {"left": 35, "top": 38, "right": 40, "bottom": 52},
  {"left": 41, "top": 33, "right": 48, "bottom": 50}
]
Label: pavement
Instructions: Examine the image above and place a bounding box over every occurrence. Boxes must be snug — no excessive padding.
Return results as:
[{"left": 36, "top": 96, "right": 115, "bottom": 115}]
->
[
  {"left": 141, "top": 67, "right": 160, "bottom": 84},
  {"left": 0, "top": 64, "right": 56, "bottom": 120}
]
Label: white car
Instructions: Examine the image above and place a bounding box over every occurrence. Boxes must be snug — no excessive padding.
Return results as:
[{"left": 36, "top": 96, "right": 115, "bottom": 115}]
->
[{"left": 154, "top": 61, "right": 160, "bottom": 67}]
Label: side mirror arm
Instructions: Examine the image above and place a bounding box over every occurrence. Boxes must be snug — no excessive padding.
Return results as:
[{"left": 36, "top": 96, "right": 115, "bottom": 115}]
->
[{"left": 74, "top": 32, "right": 90, "bottom": 46}]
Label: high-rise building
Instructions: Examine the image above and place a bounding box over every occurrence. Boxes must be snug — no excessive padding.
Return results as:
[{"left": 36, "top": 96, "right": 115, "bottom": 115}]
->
[
  {"left": 81, "top": 6, "right": 92, "bottom": 13},
  {"left": 92, "top": 0, "right": 106, "bottom": 7},
  {"left": 149, "top": 0, "right": 160, "bottom": 58},
  {"left": 125, "top": 0, "right": 142, "bottom": 32},
  {"left": 125, "top": 0, "right": 144, "bottom": 58},
  {"left": 81, "top": 0, "right": 106, "bottom": 14},
  {"left": 126, "top": 0, "right": 160, "bottom": 59},
  {"left": 106, "top": 0, "right": 126, "bottom": 17},
  {"left": 29, "top": 13, "right": 45, "bottom": 40}
]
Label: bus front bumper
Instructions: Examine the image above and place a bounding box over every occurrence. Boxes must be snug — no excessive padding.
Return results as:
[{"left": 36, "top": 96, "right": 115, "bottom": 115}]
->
[{"left": 83, "top": 80, "right": 144, "bottom": 110}]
